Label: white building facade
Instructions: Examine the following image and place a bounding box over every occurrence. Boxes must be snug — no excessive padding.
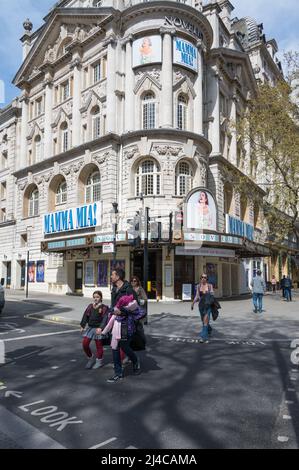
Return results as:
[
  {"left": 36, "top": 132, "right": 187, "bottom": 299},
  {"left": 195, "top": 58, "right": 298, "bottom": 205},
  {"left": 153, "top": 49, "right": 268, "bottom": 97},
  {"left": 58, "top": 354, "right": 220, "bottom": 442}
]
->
[{"left": 0, "top": 0, "right": 285, "bottom": 299}]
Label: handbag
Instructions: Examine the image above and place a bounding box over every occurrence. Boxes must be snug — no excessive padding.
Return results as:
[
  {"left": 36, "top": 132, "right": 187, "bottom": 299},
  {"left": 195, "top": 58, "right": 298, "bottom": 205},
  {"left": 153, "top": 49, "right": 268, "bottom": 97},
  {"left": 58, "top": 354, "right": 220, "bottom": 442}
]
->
[
  {"left": 99, "top": 333, "right": 111, "bottom": 346},
  {"left": 130, "top": 320, "right": 146, "bottom": 351}
]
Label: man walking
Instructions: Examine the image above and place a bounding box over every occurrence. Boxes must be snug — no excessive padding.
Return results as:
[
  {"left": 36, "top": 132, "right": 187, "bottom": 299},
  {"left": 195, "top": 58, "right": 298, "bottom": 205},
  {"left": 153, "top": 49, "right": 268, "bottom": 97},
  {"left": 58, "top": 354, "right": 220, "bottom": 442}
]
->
[
  {"left": 251, "top": 270, "right": 266, "bottom": 313},
  {"left": 280, "top": 275, "right": 286, "bottom": 298},
  {"left": 284, "top": 276, "right": 292, "bottom": 302}
]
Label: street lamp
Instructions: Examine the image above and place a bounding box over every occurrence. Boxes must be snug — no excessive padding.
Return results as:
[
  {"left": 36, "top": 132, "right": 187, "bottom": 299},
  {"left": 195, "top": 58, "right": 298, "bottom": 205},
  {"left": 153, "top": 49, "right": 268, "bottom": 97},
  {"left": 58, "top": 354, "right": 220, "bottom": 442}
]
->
[{"left": 111, "top": 202, "right": 119, "bottom": 263}]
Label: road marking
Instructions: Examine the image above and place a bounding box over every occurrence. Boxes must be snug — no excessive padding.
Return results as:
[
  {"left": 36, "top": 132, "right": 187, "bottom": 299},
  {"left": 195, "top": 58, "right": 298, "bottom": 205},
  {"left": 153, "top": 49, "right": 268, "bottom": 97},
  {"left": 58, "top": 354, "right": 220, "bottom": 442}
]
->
[
  {"left": 4, "top": 391, "right": 23, "bottom": 398},
  {"left": 70, "top": 360, "right": 77, "bottom": 362},
  {"left": 3, "top": 330, "right": 77, "bottom": 342},
  {"left": 0, "top": 386, "right": 7, "bottom": 390},
  {"left": 290, "top": 377, "right": 297, "bottom": 381},
  {"left": 287, "top": 388, "right": 295, "bottom": 392},
  {"left": 285, "top": 400, "right": 294, "bottom": 404},
  {"left": 26, "top": 375, "right": 36, "bottom": 379},
  {"left": 126, "top": 446, "right": 138, "bottom": 449},
  {"left": 277, "top": 436, "right": 289, "bottom": 442},
  {"left": 0, "top": 316, "right": 21, "bottom": 320},
  {"left": 283, "top": 415, "right": 292, "bottom": 420},
  {"left": 51, "top": 367, "right": 59, "bottom": 370},
  {"left": 0, "top": 339, "right": 4, "bottom": 364},
  {"left": 19, "top": 400, "right": 83, "bottom": 431},
  {"left": 89, "top": 437, "right": 117, "bottom": 449},
  {"left": 291, "top": 369, "right": 298, "bottom": 373}
]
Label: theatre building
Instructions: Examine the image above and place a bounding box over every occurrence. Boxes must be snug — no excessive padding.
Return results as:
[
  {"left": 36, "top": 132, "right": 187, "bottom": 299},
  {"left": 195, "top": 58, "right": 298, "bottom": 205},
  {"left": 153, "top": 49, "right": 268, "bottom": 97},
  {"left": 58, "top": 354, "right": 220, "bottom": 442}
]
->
[{"left": 0, "top": 0, "right": 291, "bottom": 300}]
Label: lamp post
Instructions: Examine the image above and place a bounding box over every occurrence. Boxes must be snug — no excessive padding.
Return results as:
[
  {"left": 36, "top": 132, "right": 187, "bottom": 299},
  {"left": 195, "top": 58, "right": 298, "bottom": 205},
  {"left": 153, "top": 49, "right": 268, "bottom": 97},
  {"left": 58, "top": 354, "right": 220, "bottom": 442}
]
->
[{"left": 112, "top": 202, "right": 119, "bottom": 263}]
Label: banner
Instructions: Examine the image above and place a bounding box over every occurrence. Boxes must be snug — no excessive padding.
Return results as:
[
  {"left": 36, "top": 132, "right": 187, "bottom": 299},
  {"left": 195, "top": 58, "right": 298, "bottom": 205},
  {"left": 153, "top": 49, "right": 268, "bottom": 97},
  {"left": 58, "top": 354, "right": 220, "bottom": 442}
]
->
[
  {"left": 133, "top": 36, "right": 162, "bottom": 67},
  {"left": 173, "top": 37, "right": 198, "bottom": 72},
  {"left": 28, "top": 262, "right": 36, "bottom": 283},
  {"left": 36, "top": 261, "right": 45, "bottom": 283}
]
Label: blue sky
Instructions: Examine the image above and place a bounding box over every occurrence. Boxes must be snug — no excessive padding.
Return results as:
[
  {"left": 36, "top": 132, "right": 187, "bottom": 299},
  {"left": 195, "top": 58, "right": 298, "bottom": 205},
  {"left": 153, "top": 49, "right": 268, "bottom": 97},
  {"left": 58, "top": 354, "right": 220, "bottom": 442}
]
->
[{"left": 0, "top": 0, "right": 298, "bottom": 106}]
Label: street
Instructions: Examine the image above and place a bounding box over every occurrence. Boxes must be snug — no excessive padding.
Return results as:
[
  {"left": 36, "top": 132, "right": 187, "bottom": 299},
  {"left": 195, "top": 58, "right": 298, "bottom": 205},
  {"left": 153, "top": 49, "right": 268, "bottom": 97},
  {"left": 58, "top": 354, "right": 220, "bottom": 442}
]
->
[{"left": 0, "top": 292, "right": 299, "bottom": 449}]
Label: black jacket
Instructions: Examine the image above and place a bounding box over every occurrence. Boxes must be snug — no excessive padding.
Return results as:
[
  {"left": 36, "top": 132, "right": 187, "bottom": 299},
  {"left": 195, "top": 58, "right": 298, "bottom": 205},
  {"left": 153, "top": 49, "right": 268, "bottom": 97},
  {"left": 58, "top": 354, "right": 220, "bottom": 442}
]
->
[
  {"left": 80, "top": 304, "right": 109, "bottom": 329},
  {"left": 111, "top": 281, "right": 138, "bottom": 308}
]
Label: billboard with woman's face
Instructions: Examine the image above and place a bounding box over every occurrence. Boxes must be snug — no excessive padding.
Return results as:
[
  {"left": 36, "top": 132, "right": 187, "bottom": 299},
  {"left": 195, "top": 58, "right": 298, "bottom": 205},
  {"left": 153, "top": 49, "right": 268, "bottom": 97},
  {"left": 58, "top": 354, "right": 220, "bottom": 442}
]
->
[
  {"left": 186, "top": 189, "right": 217, "bottom": 231},
  {"left": 132, "top": 36, "right": 162, "bottom": 67}
]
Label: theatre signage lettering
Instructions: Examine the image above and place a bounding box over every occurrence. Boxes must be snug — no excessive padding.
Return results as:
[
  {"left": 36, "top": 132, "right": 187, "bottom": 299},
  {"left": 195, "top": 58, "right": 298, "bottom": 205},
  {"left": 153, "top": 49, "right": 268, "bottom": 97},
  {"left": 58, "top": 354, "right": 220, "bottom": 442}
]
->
[
  {"left": 174, "top": 38, "right": 198, "bottom": 72},
  {"left": 226, "top": 215, "right": 254, "bottom": 241},
  {"left": 165, "top": 16, "right": 203, "bottom": 40},
  {"left": 44, "top": 203, "right": 102, "bottom": 235}
]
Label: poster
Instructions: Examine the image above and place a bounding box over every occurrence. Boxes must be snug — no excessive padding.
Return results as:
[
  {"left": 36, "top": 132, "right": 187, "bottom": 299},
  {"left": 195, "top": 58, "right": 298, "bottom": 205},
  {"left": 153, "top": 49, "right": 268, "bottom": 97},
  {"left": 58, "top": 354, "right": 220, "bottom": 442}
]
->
[
  {"left": 133, "top": 36, "right": 162, "bottom": 67},
  {"left": 182, "top": 284, "right": 192, "bottom": 301},
  {"left": 173, "top": 37, "right": 198, "bottom": 72},
  {"left": 98, "top": 261, "right": 108, "bottom": 287},
  {"left": 206, "top": 263, "right": 218, "bottom": 288},
  {"left": 110, "top": 260, "right": 126, "bottom": 276},
  {"left": 164, "top": 265, "right": 172, "bottom": 287},
  {"left": 85, "top": 261, "right": 95, "bottom": 286},
  {"left": 28, "top": 262, "right": 36, "bottom": 283},
  {"left": 186, "top": 189, "right": 217, "bottom": 231},
  {"left": 36, "top": 261, "right": 45, "bottom": 283}
]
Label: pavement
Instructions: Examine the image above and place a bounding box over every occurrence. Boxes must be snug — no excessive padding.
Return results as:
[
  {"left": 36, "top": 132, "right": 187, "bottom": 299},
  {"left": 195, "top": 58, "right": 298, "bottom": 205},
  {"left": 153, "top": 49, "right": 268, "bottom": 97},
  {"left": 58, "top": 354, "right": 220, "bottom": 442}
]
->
[{"left": 0, "top": 290, "right": 299, "bottom": 449}]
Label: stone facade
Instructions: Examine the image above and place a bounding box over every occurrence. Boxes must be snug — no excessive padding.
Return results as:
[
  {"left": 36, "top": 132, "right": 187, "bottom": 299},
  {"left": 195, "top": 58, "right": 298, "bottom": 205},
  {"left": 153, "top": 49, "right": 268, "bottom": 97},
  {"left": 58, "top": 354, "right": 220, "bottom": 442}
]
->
[{"left": 0, "top": 0, "right": 289, "bottom": 299}]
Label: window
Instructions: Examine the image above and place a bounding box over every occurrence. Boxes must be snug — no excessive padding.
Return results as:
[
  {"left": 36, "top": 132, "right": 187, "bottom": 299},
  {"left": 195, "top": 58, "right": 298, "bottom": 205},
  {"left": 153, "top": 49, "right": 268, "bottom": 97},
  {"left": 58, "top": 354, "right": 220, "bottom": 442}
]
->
[
  {"left": 142, "top": 93, "right": 156, "bottom": 129},
  {"left": 0, "top": 208, "right": 6, "bottom": 223},
  {"left": 34, "top": 135, "right": 42, "bottom": 162},
  {"left": 56, "top": 182, "right": 67, "bottom": 205},
  {"left": 177, "top": 94, "right": 188, "bottom": 130},
  {"left": 61, "top": 81, "right": 70, "bottom": 102},
  {"left": 1, "top": 151, "right": 8, "bottom": 170},
  {"left": 35, "top": 98, "right": 43, "bottom": 117},
  {"left": 61, "top": 123, "right": 69, "bottom": 152},
  {"left": 93, "top": 63, "right": 101, "bottom": 83},
  {"left": 86, "top": 171, "right": 101, "bottom": 203},
  {"left": 1, "top": 181, "right": 6, "bottom": 200},
  {"left": 29, "top": 189, "right": 39, "bottom": 217},
  {"left": 92, "top": 106, "right": 101, "bottom": 139},
  {"left": 175, "top": 161, "right": 192, "bottom": 196},
  {"left": 136, "top": 160, "right": 160, "bottom": 197}
]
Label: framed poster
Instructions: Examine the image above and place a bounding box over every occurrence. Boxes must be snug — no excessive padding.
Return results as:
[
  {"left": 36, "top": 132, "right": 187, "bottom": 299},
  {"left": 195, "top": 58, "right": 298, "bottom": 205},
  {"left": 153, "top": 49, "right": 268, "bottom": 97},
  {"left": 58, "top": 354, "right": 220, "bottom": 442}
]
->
[
  {"left": 98, "top": 261, "right": 108, "bottom": 287},
  {"left": 206, "top": 263, "right": 218, "bottom": 289},
  {"left": 164, "top": 265, "right": 172, "bottom": 287},
  {"left": 173, "top": 37, "right": 198, "bottom": 72},
  {"left": 85, "top": 261, "right": 95, "bottom": 286},
  {"left": 133, "top": 36, "right": 162, "bottom": 67},
  {"left": 36, "top": 261, "right": 45, "bottom": 283},
  {"left": 28, "top": 262, "right": 36, "bottom": 283},
  {"left": 186, "top": 188, "right": 217, "bottom": 231}
]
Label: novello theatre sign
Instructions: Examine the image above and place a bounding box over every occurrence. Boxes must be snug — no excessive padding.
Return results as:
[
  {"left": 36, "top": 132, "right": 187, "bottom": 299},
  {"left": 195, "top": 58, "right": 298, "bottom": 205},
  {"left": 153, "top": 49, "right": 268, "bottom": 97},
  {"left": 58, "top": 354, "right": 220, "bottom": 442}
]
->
[{"left": 165, "top": 16, "right": 204, "bottom": 40}]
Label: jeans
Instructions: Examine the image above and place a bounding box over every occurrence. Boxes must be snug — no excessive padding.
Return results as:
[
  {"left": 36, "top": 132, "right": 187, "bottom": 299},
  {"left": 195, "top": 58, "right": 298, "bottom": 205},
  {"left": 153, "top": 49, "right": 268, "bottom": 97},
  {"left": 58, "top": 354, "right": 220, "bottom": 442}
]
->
[
  {"left": 199, "top": 307, "right": 212, "bottom": 340},
  {"left": 112, "top": 336, "right": 138, "bottom": 377},
  {"left": 285, "top": 287, "right": 292, "bottom": 301},
  {"left": 253, "top": 293, "right": 263, "bottom": 312}
]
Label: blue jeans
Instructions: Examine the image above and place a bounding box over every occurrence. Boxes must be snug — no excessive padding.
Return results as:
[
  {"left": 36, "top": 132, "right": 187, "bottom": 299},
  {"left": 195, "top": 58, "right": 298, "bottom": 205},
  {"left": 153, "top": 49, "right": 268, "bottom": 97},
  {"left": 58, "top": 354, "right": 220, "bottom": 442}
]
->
[
  {"left": 285, "top": 287, "right": 292, "bottom": 301},
  {"left": 112, "top": 337, "right": 138, "bottom": 377},
  {"left": 199, "top": 307, "right": 212, "bottom": 340},
  {"left": 253, "top": 293, "right": 263, "bottom": 312}
]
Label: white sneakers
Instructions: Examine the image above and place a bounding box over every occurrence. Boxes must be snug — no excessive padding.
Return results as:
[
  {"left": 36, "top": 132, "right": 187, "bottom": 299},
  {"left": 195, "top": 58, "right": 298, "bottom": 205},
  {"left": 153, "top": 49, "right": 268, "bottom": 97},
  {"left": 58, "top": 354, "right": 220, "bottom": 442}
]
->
[
  {"left": 85, "top": 356, "right": 104, "bottom": 369},
  {"left": 92, "top": 358, "right": 104, "bottom": 369}
]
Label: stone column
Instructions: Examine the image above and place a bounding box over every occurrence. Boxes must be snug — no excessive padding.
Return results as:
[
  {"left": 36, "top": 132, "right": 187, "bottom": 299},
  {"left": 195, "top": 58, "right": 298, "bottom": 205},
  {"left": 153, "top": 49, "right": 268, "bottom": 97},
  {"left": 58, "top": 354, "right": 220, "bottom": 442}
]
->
[
  {"left": 20, "top": 93, "right": 29, "bottom": 170},
  {"left": 106, "top": 36, "right": 117, "bottom": 133},
  {"left": 71, "top": 57, "right": 82, "bottom": 147},
  {"left": 124, "top": 36, "right": 134, "bottom": 133},
  {"left": 209, "top": 66, "right": 220, "bottom": 155},
  {"left": 43, "top": 76, "right": 53, "bottom": 160},
  {"left": 160, "top": 28, "right": 175, "bottom": 128},
  {"left": 229, "top": 90, "right": 237, "bottom": 165},
  {"left": 193, "top": 42, "right": 204, "bottom": 135}
]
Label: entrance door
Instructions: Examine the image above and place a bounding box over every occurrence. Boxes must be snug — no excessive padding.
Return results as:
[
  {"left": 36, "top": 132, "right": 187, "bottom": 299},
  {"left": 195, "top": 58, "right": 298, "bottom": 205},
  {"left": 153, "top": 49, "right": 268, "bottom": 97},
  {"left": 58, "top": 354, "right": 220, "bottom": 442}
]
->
[
  {"left": 75, "top": 262, "right": 83, "bottom": 293},
  {"left": 174, "top": 256, "right": 194, "bottom": 300},
  {"left": 6, "top": 262, "right": 11, "bottom": 288},
  {"left": 21, "top": 261, "right": 26, "bottom": 288},
  {"left": 132, "top": 250, "right": 162, "bottom": 299}
]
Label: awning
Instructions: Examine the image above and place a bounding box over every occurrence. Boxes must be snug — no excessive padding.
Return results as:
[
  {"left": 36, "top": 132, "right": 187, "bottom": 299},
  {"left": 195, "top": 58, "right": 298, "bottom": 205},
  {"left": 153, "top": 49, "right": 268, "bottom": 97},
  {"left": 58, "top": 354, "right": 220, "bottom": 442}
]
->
[{"left": 235, "top": 240, "right": 271, "bottom": 258}]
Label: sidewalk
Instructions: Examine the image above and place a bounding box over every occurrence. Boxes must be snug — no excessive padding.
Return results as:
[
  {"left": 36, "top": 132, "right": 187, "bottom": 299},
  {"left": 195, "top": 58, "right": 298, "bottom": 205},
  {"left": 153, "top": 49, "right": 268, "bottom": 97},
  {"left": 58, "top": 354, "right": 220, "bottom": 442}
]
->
[{"left": 4, "top": 288, "right": 299, "bottom": 327}]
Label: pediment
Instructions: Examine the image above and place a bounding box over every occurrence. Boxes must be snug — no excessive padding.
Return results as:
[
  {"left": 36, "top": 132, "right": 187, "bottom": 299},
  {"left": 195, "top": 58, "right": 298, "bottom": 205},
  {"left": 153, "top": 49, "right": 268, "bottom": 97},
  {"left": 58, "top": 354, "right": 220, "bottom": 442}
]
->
[
  {"left": 13, "top": 11, "right": 110, "bottom": 87},
  {"left": 134, "top": 73, "right": 162, "bottom": 95},
  {"left": 81, "top": 89, "right": 105, "bottom": 113},
  {"left": 173, "top": 76, "right": 196, "bottom": 99},
  {"left": 52, "top": 106, "right": 72, "bottom": 128},
  {"left": 27, "top": 121, "right": 43, "bottom": 140}
]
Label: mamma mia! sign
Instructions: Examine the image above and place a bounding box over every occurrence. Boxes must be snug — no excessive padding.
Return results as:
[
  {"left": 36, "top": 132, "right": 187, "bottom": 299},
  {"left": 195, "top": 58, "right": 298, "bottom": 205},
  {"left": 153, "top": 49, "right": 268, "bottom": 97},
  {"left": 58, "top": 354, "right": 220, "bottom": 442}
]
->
[
  {"left": 174, "top": 38, "right": 198, "bottom": 72},
  {"left": 226, "top": 215, "right": 254, "bottom": 241},
  {"left": 44, "top": 203, "right": 102, "bottom": 235}
]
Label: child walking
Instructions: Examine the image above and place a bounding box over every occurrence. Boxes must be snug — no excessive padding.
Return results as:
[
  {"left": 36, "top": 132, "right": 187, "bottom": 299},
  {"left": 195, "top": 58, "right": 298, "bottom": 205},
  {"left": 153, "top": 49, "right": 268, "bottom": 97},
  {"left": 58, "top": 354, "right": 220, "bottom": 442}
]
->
[{"left": 80, "top": 291, "right": 109, "bottom": 369}]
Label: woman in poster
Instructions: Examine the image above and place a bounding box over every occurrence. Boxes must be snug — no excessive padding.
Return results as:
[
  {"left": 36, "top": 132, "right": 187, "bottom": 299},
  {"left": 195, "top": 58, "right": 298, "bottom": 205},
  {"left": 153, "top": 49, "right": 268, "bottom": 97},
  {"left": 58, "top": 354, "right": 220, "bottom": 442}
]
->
[
  {"left": 139, "top": 37, "right": 153, "bottom": 64},
  {"left": 28, "top": 263, "right": 35, "bottom": 283},
  {"left": 197, "top": 191, "right": 213, "bottom": 229}
]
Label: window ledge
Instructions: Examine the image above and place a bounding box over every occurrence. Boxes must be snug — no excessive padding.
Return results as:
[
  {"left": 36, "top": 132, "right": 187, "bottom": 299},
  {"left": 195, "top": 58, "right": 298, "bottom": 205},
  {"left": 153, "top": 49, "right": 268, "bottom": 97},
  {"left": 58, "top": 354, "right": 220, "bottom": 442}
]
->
[{"left": 128, "top": 195, "right": 166, "bottom": 201}]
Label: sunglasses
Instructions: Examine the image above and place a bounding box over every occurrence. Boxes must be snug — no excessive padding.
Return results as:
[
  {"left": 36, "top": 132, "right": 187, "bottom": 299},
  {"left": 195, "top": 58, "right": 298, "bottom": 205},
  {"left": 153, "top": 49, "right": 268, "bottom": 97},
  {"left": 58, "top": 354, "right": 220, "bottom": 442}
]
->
[
  {"left": 132, "top": 279, "right": 138, "bottom": 282},
  {"left": 201, "top": 276, "right": 207, "bottom": 279}
]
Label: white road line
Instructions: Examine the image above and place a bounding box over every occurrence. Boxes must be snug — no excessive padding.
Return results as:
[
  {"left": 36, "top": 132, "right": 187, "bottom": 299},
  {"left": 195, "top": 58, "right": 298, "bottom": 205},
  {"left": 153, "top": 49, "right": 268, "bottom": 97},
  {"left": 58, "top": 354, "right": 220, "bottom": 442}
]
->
[
  {"left": 51, "top": 366, "right": 59, "bottom": 370},
  {"left": 285, "top": 400, "right": 294, "bottom": 404},
  {"left": 3, "top": 330, "right": 77, "bottom": 342},
  {"left": 26, "top": 375, "right": 36, "bottom": 379},
  {"left": 0, "top": 316, "right": 21, "bottom": 320},
  {"left": 89, "top": 437, "right": 117, "bottom": 449},
  {"left": 126, "top": 446, "right": 138, "bottom": 449},
  {"left": 277, "top": 436, "right": 289, "bottom": 442},
  {"left": 290, "top": 377, "right": 297, "bottom": 381},
  {"left": 283, "top": 415, "right": 292, "bottom": 420},
  {"left": 287, "top": 388, "right": 295, "bottom": 392}
]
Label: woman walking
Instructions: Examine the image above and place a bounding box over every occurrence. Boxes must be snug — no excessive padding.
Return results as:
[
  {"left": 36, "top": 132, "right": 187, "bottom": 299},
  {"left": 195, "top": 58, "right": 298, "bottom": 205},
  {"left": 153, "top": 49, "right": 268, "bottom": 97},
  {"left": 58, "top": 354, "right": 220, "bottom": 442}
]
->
[
  {"left": 191, "top": 274, "right": 214, "bottom": 343},
  {"left": 80, "top": 291, "right": 109, "bottom": 369},
  {"left": 131, "top": 276, "right": 148, "bottom": 323}
]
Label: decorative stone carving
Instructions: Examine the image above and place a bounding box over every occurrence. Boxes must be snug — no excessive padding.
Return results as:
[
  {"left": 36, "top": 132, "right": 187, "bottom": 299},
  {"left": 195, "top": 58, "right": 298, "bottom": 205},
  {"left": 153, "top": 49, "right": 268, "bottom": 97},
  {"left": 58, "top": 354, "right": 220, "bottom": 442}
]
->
[
  {"left": 18, "top": 181, "right": 27, "bottom": 192},
  {"left": 194, "top": 153, "right": 208, "bottom": 187},
  {"left": 154, "top": 145, "right": 182, "bottom": 157},
  {"left": 124, "top": 146, "right": 139, "bottom": 160}
]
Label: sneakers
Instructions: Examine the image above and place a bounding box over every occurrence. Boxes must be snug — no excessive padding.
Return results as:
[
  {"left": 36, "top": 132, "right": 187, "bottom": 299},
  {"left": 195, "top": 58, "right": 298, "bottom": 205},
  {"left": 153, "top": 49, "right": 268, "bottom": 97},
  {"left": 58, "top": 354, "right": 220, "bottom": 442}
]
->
[
  {"left": 122, "top": 356, "right": 130, "bottom": 366},
  {"left": 85, "top": 356, "right": 96, "bottom": 369},
  {"left": 92, "top": 358, "right": 104, "bottom": 369},
  {"left": 107, "top": 374, "right": 123, "bottom": 383},
  {"left": 199, "top": 338, "right": 209, "bottom": 344},
  {"left": 133, "top": 358, "right": 141, "bottom": 375}
]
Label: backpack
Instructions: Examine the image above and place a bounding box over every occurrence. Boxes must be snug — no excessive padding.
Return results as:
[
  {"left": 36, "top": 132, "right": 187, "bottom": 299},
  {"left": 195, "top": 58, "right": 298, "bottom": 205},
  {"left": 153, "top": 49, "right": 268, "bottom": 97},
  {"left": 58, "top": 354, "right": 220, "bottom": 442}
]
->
[{"left": 130, "top": 320, "right": 146, "bottom": 351}]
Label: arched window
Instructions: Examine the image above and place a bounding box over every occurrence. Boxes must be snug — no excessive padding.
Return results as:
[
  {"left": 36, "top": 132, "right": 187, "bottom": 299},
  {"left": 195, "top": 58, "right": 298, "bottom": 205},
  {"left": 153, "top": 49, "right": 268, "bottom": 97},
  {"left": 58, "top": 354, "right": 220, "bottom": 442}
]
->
[
  {"left": 34, "top": 135, "right": 42, "bottom": 162},
  {"left": 29, "top": 189, "right": 39, "bottom": 217},
  {"left": 61, "top": 122, "right": 69, "bottom": 152},
  {"left": 86, "top": 171, "right": 101, "bottom": 203},
  {"left": 91, "top": 106, "right": 101, "bottom": 139},
  {"left": 177, "top": 94, "right": 188, "bottom": 130},
  {"left": 175, "top": 161, "right": 193, "bottom": 196},
  {"left": 142, "top": 92, "right": 156, "bottom": 130},
  {"left": 136, "top": 160, "right": 160, "bottom": 197},
  {"left": 56, "top": 181, "right": 67, "bottom": 205}
]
